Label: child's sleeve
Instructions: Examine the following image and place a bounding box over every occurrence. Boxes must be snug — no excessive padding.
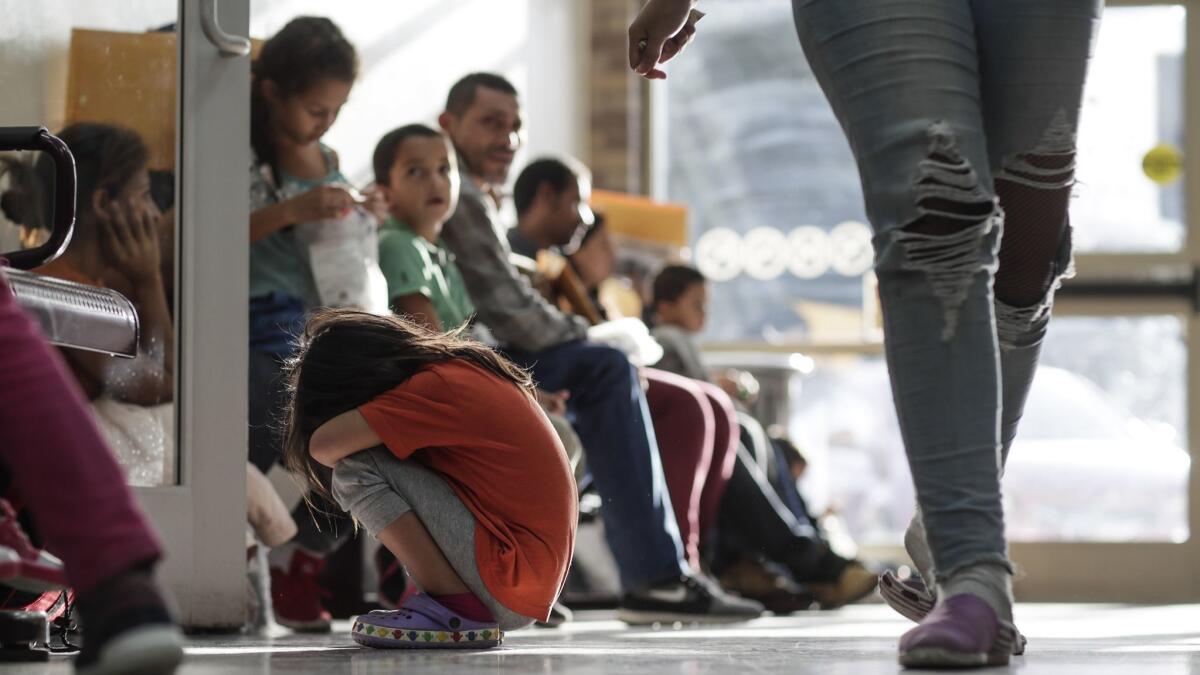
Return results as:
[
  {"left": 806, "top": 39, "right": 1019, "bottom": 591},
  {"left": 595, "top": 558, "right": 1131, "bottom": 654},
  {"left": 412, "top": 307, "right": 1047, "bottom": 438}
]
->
[
  {"left": 356, "top": 369, "right": 471, "bottom": 459},
  {"left": 378, "top": 234, "right": 434, "bottom": 304}
]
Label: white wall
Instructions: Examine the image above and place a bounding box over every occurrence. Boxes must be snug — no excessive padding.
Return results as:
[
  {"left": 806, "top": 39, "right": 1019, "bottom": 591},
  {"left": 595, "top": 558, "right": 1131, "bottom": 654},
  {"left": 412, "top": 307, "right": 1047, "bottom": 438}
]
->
[
  {"left": 0, "top": 0, "right": 178, "bottom": 129},
  {"left": 251, "top": 0, "right": 591, "bottom": 186}
]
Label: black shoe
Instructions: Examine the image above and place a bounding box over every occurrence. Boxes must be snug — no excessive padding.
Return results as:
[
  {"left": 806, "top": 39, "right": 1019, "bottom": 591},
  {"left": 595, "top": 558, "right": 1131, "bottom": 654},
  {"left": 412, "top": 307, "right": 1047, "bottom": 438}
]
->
[
  {"left": 74, "top": 569, "right": 183, "bottom": 675},
  {"left": 617, "top": 574, "right": 764, "bottom": 625},
  {"left": 536, "top": 600, "right": 574, "bottom": 628}
]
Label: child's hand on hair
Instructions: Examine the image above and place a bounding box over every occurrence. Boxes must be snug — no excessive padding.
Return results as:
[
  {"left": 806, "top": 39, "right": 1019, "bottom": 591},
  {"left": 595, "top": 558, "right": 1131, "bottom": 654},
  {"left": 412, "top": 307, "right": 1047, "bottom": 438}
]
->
[
  {"left": 286, "top": 184, "right": 356, "bottom": 223},
  {"left": 98, "top": 197, "right": 163, "bottom": 285}
]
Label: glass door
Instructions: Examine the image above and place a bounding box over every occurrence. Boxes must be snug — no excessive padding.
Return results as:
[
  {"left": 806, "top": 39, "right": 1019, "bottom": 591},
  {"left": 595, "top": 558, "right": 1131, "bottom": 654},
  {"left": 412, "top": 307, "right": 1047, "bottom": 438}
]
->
[
  {"left": 143, "top": 0, "right": 250, "bottom": 627},
  {"left": 0, "top": 0, "right": 250, "bottom": 627},
  {"left": 659, "top": 0, "right": 1200, "bottom": 601}
]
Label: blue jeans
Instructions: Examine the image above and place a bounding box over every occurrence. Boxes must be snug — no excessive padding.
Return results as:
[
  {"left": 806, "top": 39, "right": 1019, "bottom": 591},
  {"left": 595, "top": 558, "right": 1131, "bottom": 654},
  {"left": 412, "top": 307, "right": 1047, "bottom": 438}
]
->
[
  {"left": 506, "top": 341, "right": 688, "bottom": 590},
  {"left": 793, "top": 0, "right": 1100, "bottom": 578}
]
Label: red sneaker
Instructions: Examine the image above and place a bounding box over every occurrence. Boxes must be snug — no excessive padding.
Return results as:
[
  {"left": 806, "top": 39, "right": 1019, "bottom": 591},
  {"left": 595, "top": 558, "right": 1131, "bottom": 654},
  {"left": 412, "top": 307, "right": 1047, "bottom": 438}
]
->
[
  {"left": 270, "top": 548, "right": 332, "bottom": 632},
  {"left": 0, "top": 499, "right": 67, "bottom": 592}
]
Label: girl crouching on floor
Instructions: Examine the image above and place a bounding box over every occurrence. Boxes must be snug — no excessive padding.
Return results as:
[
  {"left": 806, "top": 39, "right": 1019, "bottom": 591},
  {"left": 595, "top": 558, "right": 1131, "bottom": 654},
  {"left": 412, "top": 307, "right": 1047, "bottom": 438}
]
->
[{"left": 282, "top": 309, "right": 577, "bottom": 648}]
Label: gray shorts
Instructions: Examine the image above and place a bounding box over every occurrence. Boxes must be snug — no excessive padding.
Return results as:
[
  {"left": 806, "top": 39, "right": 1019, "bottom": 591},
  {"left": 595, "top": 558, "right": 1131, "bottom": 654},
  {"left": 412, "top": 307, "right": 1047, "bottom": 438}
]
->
[{"left": 331, "top": 447, "right": 535, "bottom": 631}]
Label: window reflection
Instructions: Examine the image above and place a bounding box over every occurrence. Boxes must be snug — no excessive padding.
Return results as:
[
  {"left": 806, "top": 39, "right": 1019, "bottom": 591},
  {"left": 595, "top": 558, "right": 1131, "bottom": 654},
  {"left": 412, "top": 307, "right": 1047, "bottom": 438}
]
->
[{"left": 0, "top": 7, "right": 178, "bottom": 486}]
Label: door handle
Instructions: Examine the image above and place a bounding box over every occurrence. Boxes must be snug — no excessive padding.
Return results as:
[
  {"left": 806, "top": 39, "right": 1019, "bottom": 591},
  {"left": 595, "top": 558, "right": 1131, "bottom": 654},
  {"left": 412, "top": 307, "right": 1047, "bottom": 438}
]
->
[{"left": 200, "top": 0, "right": 251, "bottom": 57}]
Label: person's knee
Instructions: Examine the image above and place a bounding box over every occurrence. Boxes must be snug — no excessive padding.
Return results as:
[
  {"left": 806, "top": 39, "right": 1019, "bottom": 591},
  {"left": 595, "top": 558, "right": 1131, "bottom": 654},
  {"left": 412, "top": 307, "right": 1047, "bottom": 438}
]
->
[
  {"left": 875, "top": 121, "right": 1002, "bottom": 341},
  {"left": 647, "top": 372, "right": 711, "bottom": 424},
  {"left": 996, "top": 110, "right": 1077, "bottom": 196},
  {"left": 992, "top": 110, "right": 1078, "bottom": 328}
]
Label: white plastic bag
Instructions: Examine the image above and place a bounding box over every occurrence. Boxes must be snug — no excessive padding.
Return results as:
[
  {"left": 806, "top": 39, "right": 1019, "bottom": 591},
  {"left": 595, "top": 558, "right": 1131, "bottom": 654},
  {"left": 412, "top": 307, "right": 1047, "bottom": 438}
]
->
[{"left": 296, "top": 203, "right": 389, "bottom": 314}]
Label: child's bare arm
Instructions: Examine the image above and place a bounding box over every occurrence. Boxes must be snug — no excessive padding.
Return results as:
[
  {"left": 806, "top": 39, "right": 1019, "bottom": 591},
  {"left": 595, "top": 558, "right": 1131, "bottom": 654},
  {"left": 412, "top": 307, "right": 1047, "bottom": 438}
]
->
[
  {"left": 391, "top": 293, "right": 444, "bottom": 332},
  {"left": 309, "top": 409, "right": 383, "bottom": 468}
]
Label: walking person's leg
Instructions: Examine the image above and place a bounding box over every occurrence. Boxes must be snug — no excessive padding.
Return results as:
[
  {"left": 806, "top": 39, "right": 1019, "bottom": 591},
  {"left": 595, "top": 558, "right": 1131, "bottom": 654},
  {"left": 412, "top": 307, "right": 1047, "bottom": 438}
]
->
[
  {"left": 894, "top": 0, "right": 1102, "bottom": 651},
  {"left": 976, "top": 0, "right": 1102, "bottom": 465},
  {"left": 793, "top": 0, "right": 1015, "bottom": 666}
]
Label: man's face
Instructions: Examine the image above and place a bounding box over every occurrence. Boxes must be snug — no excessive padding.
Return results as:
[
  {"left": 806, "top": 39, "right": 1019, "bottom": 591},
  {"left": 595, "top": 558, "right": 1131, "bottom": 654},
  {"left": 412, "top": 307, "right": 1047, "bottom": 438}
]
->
[
  {"left": 443, "top": 87, "right": 524, "bottom": 184},
  {"left": 544, "top": 176, "right": 594, "bottom": 248}
]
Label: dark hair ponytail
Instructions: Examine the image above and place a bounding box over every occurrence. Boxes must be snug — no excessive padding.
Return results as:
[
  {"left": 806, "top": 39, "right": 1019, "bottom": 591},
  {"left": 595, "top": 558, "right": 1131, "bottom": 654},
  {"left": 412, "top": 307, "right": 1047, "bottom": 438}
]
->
[{"left": 251, "top": 16, "right": 358, "bottom": 184}]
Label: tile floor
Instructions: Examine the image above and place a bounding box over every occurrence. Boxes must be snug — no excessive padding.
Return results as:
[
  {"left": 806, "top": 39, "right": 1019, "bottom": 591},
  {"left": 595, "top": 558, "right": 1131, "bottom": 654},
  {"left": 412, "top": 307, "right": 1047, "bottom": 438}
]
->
[{"left": 7, "top": 604, "right": 1200, "bottom": 674}]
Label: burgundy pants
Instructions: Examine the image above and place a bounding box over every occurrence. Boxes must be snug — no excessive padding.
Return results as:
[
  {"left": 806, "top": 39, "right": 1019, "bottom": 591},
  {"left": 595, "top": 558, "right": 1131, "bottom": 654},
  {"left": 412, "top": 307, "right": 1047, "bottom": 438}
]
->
[
  {"left": 0, "top": 273, "right": 162, "bottom": 593},
  {"left": 645, "top": 368, "right": 739, "bottom": 570}
]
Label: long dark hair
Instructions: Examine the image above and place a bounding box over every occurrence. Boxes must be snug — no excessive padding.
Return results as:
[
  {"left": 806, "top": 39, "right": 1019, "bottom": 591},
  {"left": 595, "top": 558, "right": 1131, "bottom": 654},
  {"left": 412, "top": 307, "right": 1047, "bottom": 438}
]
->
[
  {"left": 251, "top": 17, "right": 357, "bottom": 184},
  {"left": 281, "top": 308, "right": 533, "bottom": 501},
  {"left": 0, "top": 123, "right": 147, "bottom": 235}
]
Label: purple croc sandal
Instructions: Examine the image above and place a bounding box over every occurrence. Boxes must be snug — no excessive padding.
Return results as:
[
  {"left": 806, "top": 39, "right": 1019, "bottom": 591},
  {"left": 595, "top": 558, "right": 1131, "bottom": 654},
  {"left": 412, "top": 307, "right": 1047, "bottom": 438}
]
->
[
  {"left": 898, "top": 594, "right": 1018, "bottom": 668},
  {"left": 881, "top": 570, "right": 1027, "bottom": 656},
  {"left": 352, "top": 594, "right": 503, "bottom": 649}
]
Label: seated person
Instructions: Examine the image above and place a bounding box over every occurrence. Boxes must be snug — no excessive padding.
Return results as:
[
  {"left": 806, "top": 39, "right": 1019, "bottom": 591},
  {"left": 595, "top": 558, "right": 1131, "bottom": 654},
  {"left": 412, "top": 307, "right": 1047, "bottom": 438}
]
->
[
  {"left": 373, "top": 124, "right": 474, "bottom": 332},
  {"left": 5, "top": 123, "right": 175, "bottom": 486},
  {"left": 282, "top": 310, "right": 577, "bottom": 648},
  {"left": 519, "top": 158, "right": 872, "bottom": 611},
  {"left": 647, "top": 263, "right": 877, "bottom": 607},
  {"left": 570, "top": 221, "right": 875, "bottom": 609},
  {"left": 511, "top": 157, "right": 742, "bottom": 588},
  {"left": 438, "top": 72, "right": 760, "bottom": 623}
]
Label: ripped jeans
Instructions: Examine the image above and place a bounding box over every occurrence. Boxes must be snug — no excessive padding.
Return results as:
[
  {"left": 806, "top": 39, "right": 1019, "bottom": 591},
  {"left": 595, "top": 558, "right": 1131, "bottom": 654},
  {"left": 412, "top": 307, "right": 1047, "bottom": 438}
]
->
[{"left": 793, "top": 0, "right": 1102, "bottom": 579}]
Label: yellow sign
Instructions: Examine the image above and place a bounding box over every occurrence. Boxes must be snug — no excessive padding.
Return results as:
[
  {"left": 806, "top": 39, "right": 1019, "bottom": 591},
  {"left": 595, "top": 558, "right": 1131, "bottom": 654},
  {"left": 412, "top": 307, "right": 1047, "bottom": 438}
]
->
[{"left": 1142, "top": 143, "right": 1183, "bottom": 186}]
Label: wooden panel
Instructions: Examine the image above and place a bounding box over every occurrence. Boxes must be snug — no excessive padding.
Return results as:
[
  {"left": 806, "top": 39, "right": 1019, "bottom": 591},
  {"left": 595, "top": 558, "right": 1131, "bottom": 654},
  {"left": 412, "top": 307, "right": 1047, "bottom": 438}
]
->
[
  {"left": 65, "top": 29, "right": 178, "bottom": 170},
  {"left": 591, "top": 189, "right": 688, "bottom": 248}
]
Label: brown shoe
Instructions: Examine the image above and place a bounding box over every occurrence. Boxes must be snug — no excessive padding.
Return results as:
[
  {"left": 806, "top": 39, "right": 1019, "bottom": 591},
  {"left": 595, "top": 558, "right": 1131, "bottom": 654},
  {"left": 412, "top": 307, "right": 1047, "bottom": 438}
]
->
[
  {"left": 808, "top": 562, "right": 878, "bottom": 609},
  {"left": 717, "top": 557, "right": 815, "bottom": 615}
]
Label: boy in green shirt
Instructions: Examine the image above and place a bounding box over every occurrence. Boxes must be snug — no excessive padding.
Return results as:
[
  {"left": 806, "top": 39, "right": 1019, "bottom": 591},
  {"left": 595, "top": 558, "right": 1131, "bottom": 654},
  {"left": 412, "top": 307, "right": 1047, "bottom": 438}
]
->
[{"left": 373, "top": 124, "right": 474, "bottom": 331}]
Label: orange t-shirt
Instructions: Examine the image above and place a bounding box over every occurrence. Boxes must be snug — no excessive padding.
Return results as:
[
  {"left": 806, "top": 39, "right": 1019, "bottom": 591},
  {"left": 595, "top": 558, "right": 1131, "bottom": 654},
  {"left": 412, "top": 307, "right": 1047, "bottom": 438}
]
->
[{"left": 358, "top": 360, "right": 578, "bottom": 620}]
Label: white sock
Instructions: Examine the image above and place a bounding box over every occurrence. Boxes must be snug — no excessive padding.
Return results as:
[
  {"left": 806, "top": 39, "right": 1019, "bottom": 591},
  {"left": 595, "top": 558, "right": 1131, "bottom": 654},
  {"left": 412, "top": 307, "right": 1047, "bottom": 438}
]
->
[
  {"left": 904, "top": 510, "right": 936, "bottom": 588},
  {"left": 937, "top": 562, "right": 1013, "bottom": 623}
]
